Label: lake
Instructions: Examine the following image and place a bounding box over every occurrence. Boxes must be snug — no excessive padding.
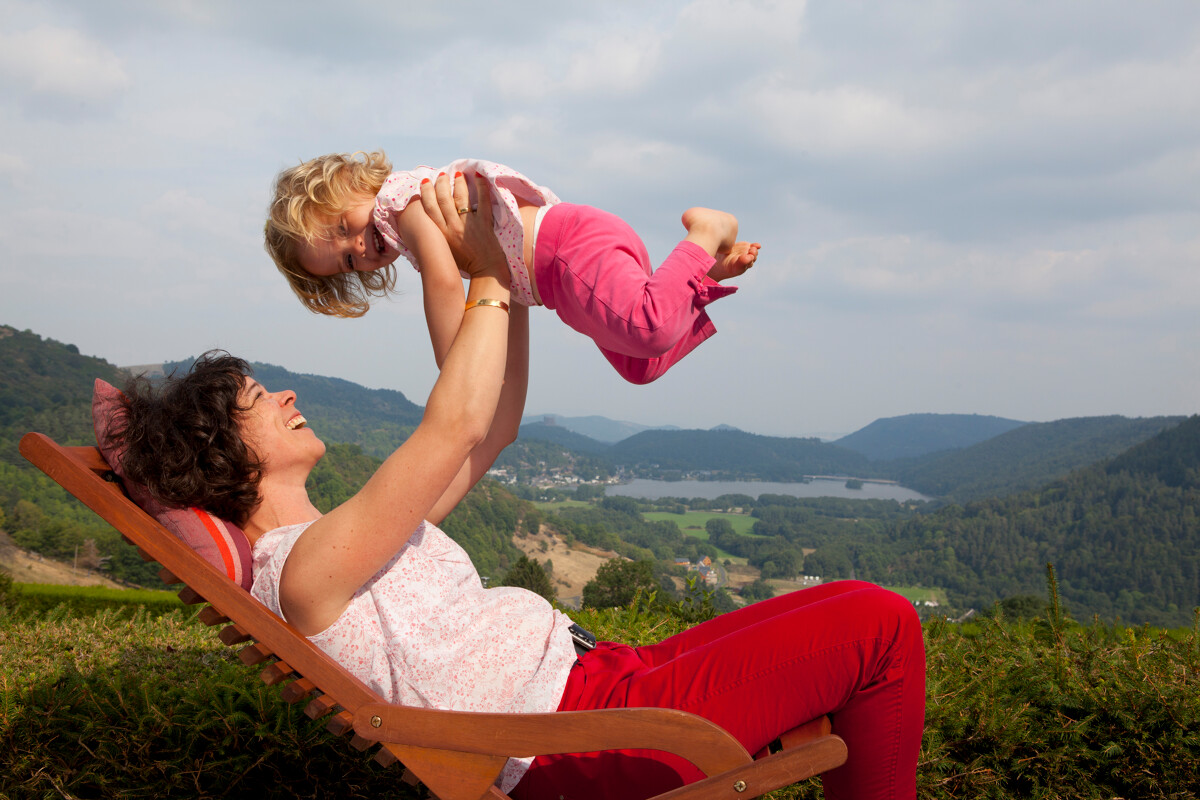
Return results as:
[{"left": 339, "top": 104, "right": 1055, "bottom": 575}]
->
[{"left": 607, "top": 477, "right": 932, "bottom": 503}]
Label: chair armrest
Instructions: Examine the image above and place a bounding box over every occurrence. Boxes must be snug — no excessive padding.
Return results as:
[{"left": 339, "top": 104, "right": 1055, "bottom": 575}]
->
[{"left": 353, "top": 703, "right": 752, "bottom": 776}]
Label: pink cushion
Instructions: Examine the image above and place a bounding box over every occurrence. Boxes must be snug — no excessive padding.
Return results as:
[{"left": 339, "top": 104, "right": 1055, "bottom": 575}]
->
[{"left": 91, "top": 379, "right": 254, "bottom": 590}]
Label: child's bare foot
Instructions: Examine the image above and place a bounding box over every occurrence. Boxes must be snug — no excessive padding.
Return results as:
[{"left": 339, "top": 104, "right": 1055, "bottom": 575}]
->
[
  {"left": 682, "top": 207, "right": 739, "bottom": 256},
  {"left": 709, "top": 241, "right": 761, "bottom": 282}
]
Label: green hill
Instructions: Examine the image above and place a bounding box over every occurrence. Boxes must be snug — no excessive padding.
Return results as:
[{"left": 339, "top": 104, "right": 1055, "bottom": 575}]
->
[
  {"left": 606, "top": 429, "right": 872, "bottom": 481},
  {"left": 0, "top": 327, "right": 153, "bottom": 583},
  {"left": 893, "top": 415, "right": 1186, "bottom": 503},
  {"left": 0, "top": 326, "right": 126, "bottom": 464},
  {"left": 880, "top": 415, "right": 1200, "bottom": 626},
  {"left": 835, "top": 413, "right": 1027, "bottom": 461},
  {"left": 520, "top": 414, "right": 676, "bottom": 443},
  {"left": 5, "top": 322, "right": 1197, "bottom": 625},
  {"left": 517, "top": 421, "right": 612, "bottom": 454}
]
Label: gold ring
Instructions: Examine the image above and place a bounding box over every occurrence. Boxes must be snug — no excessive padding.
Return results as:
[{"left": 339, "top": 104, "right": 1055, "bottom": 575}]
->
[{"left": 457, "top": 208, "right": 470, "bottom": 215}]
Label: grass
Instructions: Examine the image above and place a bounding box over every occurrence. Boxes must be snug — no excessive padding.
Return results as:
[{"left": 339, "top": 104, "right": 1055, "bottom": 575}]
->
[
  {"left": 879, "top": 584, "right": 948, "bottom": 606},
  {"left": 642, "top": 510, "right": 760, "bottom": 563},
  {"left": 2, "top": 580, "right": 1197, "bottom": 799},
  {"left": 641, "top": 510, "right": 760, "bottom": 537},
  {"left": 531, "top": 499, "right": 593, "bottom": 511},
  {"left": 12, "top": 582, "right": 183, "bottom": 616}
]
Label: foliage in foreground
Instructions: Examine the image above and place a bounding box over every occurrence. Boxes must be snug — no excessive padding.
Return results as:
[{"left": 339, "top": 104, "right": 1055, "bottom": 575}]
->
[{"left": 1, "top": 581, "right": 1197, "bottom": 799}]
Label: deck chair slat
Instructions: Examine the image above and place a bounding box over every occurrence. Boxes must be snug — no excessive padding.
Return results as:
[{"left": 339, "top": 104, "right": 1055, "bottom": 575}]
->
[
  {"left": 219, "top": 624, "right": 252, "bottom": 646},
  {"left": 238, "top": 642, "right": 273, "bottom": 665},
  {"left": 177, "top": 586, "right": 205, "bottom": 605},
  {"left": 778, "top": 716, "right": 831, "bottom": 750},
  {"left": 279, "top": 677, "right": 316, "bottom": 703},
  {"left": 261, "top": 661, "right": 294, "bottom": 686},
  {"left": 197, "top": 606, "right": 229, "bottom": 627},
  {"left": 305, "top": 694, "right": 339, "bottom": 720},
  {"left": 327, "top": 710, "right": 354, "bottom": 736},
  {"left": 158, "top": 566, "right": 180, "bottom": 585}
]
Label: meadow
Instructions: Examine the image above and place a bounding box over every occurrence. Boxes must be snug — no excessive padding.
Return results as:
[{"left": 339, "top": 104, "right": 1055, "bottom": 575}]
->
[{"left": 641, "top": 509, "right": 761, "bottom": 538}]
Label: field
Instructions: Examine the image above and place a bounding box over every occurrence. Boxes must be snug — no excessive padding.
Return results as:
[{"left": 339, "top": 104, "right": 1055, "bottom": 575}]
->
[
  {"left": 641, "top": 510, "right": 760, "bottom": 537},
  {"left": 879, "top": 585, "right": 948, "bottom": 606},
  {"left": 531, "top": 499, "right": 593, "bottom": 511}
]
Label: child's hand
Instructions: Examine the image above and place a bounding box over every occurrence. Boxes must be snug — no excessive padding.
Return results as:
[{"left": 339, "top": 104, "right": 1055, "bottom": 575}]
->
[{"left": 419, "top": 171, "right": 507, "bottom": 281}]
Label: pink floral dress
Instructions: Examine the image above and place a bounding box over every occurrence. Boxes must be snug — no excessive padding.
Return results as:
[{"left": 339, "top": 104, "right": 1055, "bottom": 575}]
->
[{"left": 251, "top": 518, "right": 578, "bottom": 791}]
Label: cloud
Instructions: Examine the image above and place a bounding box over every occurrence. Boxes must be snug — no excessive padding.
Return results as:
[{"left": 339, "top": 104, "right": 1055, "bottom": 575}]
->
[
  {"left": 2, "top": 0, "right": 1198, "bottom": 435},
  {"left": 742, "top": 78, "right": 955, "bottom": 158},
  {"left": 677, "top": 0, "right": 806, "bottom": 45},
  {"left": 0, "top": 152, "right": 31, "bottom": 189},
  {"left": 0, "top": 25, "right": 129, "bottom": 107}
]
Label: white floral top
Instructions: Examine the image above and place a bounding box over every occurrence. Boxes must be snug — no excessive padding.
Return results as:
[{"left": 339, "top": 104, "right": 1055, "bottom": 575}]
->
[
  {"left": 372, "top": 158, "right": 561, "bottom": 307},
  {"left": 251, "top": 518, "right": 578, "bottom": 791}
]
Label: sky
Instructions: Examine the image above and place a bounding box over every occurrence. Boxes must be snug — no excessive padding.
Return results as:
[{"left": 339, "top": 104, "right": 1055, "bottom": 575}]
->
[{"left": 1, "top": 1, "right": 1197, "bottom": 438}]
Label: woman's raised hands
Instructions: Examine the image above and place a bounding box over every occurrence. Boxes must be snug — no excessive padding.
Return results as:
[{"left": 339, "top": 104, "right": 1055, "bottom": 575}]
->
[{"left": 419, "top": 171, "right": 508, "bottom": 281}]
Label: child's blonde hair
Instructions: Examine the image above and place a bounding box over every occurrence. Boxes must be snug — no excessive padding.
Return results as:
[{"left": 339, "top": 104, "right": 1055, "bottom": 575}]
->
[{"left": 264, "top": 150, "right": 395, "bottom": 318}]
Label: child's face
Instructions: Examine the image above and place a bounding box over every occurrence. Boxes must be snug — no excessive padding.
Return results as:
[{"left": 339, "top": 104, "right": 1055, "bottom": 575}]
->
[{"left": 298, "top": 195, "right": 397, "bottom": 277}]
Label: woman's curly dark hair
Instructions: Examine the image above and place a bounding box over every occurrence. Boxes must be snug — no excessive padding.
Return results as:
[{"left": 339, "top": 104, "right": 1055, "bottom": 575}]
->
[{"left": 112, "top": 351, "right": 263, "bottom": 524}]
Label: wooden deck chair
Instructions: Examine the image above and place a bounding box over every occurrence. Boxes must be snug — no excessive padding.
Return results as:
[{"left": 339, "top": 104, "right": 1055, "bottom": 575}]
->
[{"left": 20, "top": 431, "right": 848, "bottom": 800}]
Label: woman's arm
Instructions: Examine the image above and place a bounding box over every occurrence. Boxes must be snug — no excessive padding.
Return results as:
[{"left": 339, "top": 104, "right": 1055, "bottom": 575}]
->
[
  {"left": 426, "top": 301, "right": 529, "bottom": 524},
  {"left": 396, "top": 195, "right": 465, "bottom": 368},
  {"left": 279, "top": 173, "right": 513, "bottom": 635}
]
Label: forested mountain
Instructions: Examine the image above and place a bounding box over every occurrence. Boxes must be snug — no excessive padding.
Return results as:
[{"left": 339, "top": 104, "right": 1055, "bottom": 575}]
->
[
  {"left": 0, "top": 327, "right": 154, "bottom": 582},
  {"left": 521, "top": 414, "right": 677, "bottom": 444},
  {"left": 6, "top": 323, "right": 1197, "bottom": 624},
  {"left": 0, "top": 326, "right": 125, "bottom": 464},
  {"left": 665, "top": 420, "right": 1200, "bottom": 627},
  {"left": 516, "top": 421, "right": 611, "bottom": 454},
  {"left": 892, "top": 415, "right": 1186, "bottom": 504},
  {"left": 605, "top": 429, "right": 873, "bottom": 480},
  {"left": 835, "top": 413, "right": 1027, "bottom": 461},
  {"left": 875, "top": 419, "right": 1200, "bottom": 627},
  {"left": 1106, "top": 415, "right": 1200, "bottom": 487}
]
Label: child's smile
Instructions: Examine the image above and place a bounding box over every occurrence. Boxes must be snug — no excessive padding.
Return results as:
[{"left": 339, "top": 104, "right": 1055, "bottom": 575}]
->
[{"left": 299, "top": 196, "right": 397, "bottom": 277}]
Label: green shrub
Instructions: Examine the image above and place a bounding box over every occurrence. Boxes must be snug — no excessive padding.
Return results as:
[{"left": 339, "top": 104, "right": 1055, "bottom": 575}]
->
[
  {"left": 915, "top": 570, "right": 1200, "bottom": 800},
  {"left": 1, "top": 606, "right": 413, "bottom": 799},
  {"left": 0, "top": 567, "right": 15, "bottom": 611},
  {"left": 2, "top": 582, "right": 1197, "bottom": 799}
]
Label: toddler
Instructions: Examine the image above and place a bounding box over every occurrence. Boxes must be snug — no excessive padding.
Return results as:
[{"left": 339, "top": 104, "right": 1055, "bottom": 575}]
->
[{"left": 264, "top": 152, "right": 759, "bottom": 384}]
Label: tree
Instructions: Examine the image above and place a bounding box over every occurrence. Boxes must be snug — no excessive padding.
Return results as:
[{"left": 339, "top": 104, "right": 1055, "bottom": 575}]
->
[
  {"left": 77, "top": 539, "right": 103, "bottom": 572},
  {"left": 500, "top": 555, "right": 556, "bottom": 603},
  {"left": 582, "top": 559, "right": 658, "bottom": 609},
  {"left": 741, "top": 579, "right": 775, "bottom": 603},
  {"left": 573, "top": 484, "right": 605, "bottom": 501},
  {"left": 988, "top": 594, "right": 1046, "bottom": 620}
]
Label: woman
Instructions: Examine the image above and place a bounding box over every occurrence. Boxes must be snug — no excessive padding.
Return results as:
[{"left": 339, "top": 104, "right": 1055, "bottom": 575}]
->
[{"left": 117, "top": 173, "right": 925, "bottom": 800}]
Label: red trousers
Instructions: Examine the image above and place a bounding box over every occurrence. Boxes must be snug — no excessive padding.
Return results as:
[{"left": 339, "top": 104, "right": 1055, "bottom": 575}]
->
[
  {"left": 512, "top": 581, "right": 925, "bottom": 800},
  {"left": 533, "top": 203, "right": 737, "bottom": 385}
]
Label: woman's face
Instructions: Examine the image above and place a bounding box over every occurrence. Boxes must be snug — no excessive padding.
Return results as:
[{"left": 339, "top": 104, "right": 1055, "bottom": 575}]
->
[{"left": 237, "top": 378, "right": 326, "bottom": 475}]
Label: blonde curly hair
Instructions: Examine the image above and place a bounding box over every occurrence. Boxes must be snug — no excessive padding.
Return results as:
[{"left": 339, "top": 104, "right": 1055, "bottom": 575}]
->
[{"left": 264, "top": 150, "right": 396, "bottom": 318}]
